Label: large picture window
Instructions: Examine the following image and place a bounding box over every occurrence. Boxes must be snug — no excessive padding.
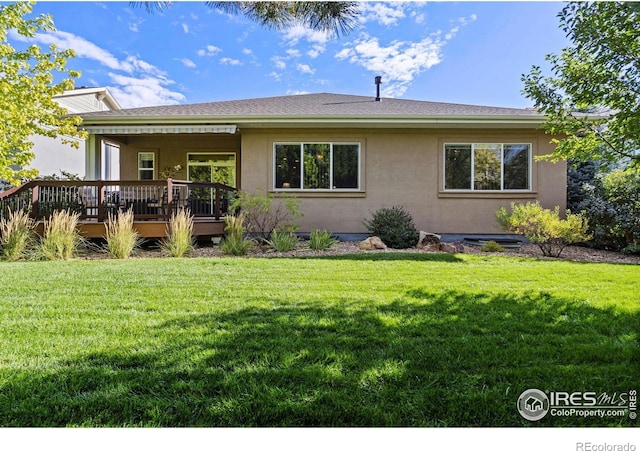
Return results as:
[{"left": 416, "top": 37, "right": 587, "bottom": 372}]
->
[
  {"left": 274, "top": 142, "right": 360, "bottom": 190},
  {"left": 444, "top": 143, "right": 530, "bottom": 191}
]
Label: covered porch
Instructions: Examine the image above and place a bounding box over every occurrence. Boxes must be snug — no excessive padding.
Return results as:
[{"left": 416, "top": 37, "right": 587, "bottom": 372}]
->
[{"left": 0, "top": 179, "right": 236, "bottom": 238}]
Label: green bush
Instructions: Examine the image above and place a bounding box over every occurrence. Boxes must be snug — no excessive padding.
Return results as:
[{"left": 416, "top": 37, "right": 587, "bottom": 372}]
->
[
  {"left": 266, "top": 229, "right": 299, "bottom": 252},
  {"left": 309, "top": 229, "right": 338, "bottom": 251},
  {"left": 37, "top": 210, "right": 84, "bottom": 260},
  {"left": 572, "top": 167, "right": 640, "bottom": 253},
  {"left": 162, "top": 209, "right": 195, "bottom": 257},
  {"left": 230, "top": 190, "right": 302, "bottom": 242},
  {"left": 496, "top": 201, "right": 591, "bottom": 258},
  {"left": 481, "top": 241, "right": 505, "bottom": 253},
  {"left": 0, "top": 209, "right": 35, "bottom": 261},
  {"left": 363, "top": 205, "right": 419, "bottom": 249},
  {"left": 220, "top": 213, "right": 253, "bottom": 256},
  {"left": 104, "top": 209, "right": 142, "bottom": 259}
]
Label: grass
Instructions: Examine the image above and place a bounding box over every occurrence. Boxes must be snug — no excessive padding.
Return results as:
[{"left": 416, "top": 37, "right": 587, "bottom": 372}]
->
[
  {"left": 0, "top": 209, "right": 34, "bottom": 261},
  {"left": 161, "top": 209, "right": 195, "bottom": 257},
  {"left": 105, "top": 209, "right": 142, "bottom": 259},
  {"left": 0, "top": 253, "right": 638, "bottom": 427},
  {"left": 37, "top": 210, "right": 83, "bottom": 260}
]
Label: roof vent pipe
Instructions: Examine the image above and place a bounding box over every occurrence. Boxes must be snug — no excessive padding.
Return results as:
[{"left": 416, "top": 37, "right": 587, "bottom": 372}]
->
[{"left": 374, "top": 76, "right": 382, "bottom": 102}]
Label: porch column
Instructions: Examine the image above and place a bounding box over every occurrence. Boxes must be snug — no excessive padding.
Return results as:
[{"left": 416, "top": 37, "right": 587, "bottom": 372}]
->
[{"left": 84, "top": 134, "right": 100, "bottom": 180}]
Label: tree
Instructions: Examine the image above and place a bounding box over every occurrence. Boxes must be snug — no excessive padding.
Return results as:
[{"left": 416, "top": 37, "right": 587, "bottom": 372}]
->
[
  {"left": 133, "top": 1, "right": 359, "bottom": 37},
  {"left": 522, "top": 2, "right": 640, "bottom": 167},
  {"left": 0, "top": 2, "right": 85, "bottom": 186}
]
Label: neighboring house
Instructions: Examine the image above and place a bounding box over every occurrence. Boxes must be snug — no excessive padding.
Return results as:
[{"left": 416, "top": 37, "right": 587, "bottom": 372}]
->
[
  {"left": 78, "top": 92, "right": 566, "bottom": 235},
  {"left": 28, "top": 87, "right": 121, "bottom": 179}
]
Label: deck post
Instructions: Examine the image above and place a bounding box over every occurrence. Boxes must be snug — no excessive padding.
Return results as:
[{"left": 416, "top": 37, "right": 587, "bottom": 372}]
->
[
  {"left": 97, "top": 181, "right": 106, "bottom": 221},
  {"left": 31, "top": 185, "right": 39, "bottom": 219},
  {"left": 166, "top": 178, "right": 173, "bottom": 219},
  {"left": 214, "top": 184, "right": 221, "bottom": 219}
]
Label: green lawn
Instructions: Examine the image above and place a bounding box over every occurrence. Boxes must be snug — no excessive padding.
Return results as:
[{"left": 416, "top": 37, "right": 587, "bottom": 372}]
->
[{"left": 0, "top": 253, "right": 638, "bottom": 427}]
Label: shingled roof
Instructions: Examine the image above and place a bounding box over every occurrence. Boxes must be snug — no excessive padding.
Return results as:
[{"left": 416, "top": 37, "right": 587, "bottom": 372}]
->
[{"left": 79, "top": 92, "right": 545, "bottom": 130}]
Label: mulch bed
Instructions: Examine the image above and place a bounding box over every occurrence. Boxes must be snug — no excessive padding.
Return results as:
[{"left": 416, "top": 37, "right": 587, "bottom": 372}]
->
[{"left": 83, "top": 240, "right": 640, "bottom": 264}]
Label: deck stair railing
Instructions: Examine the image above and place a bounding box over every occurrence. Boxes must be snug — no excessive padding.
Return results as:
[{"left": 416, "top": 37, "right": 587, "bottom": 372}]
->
[{"left": 0, "top": 179, "right": 237, "bottom": 223}]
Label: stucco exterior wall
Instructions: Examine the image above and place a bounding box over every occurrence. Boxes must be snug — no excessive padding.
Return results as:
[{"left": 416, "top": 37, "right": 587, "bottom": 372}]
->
[
  {"left": 114, "top": 134, "right": 241, "bottom": 181},
  {"left": 240, "top": 128, "right": 566, "bottom": 235},
  {"left": 106, "top": 127, "right": 566, "bottom": 235}
]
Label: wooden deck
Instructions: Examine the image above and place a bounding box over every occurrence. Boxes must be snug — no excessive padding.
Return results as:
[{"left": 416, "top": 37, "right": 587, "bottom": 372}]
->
[{"left": 1, "top": 179, "right": 235, "bottom": 239}]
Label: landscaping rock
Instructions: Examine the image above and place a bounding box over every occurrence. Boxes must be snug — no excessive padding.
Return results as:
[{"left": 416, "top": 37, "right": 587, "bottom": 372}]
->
[
  {"left": 359, "top": 236, "right": 387, "bottom": 250},
  {"left": 439, "top": 241, "right": 465, "bottom": 254},
  {"left": 418, "top": 231, "right": 441, "bottom": 251}
]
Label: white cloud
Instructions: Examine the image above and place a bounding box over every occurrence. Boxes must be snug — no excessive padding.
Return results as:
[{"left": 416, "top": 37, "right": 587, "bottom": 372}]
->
[
  {"left": 271, "top": 56, "right": 287, "bottom": 70},
  {"left": 176, "top": 58, "right": 196, "bottom": 68},
  {"left": 279, "top": 24, "right": 331, "bottom": 58},
  {"left": 181, "top": 23, "right": 189, "bottom": 34},
  {"left": 296, "top": 63, "right": 315, "bottom": 75},
  {"left": 267, "top": 71, "right": 282, "bottom": 82},
  {"left": 108, "top": 73, "right": 185, "bottom": 108},
  {"left": 335, "top": 34, "right": 444, "bottom": 97},
  {"left": 220, "top": 57, "right": 242, "bottom": 66},
  {"left": 9, "top": 29, "right": 185, "bottom": 108},
  {"left": 12, "top": 30, "right": 126, "bottom": 72},
  {"left": 335, "top": 14, "right": 476, "bottom": 97},
  {"left": 307, "top": 44, "right": 325, "bottom": 59},
  {"left": 359, "top": 2, "right": 406, "bottom": 26},
  {"left": 242, "top": 48, "right": 253, "bottom": 55},
  {"left": 197, "top": 45, "right": 222, "bottom": 57},
  {"left": 446, "top": 15, "right": 477, "bottom": 40},
  {"left": 286, "top": 49, "right": 301, "bottom": 58},
  {"left": 281, "top": 25, "right": 331, "bottom": 46}
]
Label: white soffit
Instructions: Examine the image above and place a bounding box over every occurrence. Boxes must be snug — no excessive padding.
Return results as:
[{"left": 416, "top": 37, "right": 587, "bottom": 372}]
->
[{"left": 81, "top": 124, "right": 238, "bottom": 134}]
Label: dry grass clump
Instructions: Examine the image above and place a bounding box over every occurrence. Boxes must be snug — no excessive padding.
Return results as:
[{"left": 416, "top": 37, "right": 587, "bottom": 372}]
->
[
  {"left": 38, "top": 210, "right": 83, "bottom": 260},
  {"left": 105, "top": 209, "right": 142, "bottom": 259},
  {"left": 0, "top": 209, "right": 35, "bottom": 261},
  {"left": 161, "top": 209, "right": 195, "bottom": 257}
]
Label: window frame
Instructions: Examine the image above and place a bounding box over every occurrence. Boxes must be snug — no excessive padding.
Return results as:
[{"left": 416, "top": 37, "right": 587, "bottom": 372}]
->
[
  {"left": 273, "top": 142, "right": 361, "bottom": 192},
  {"left": 442, "top": 142, "right": 532, "bottom": 192},
  {"left": 137, "top": 152, "right": 156, "bottom": 180}
]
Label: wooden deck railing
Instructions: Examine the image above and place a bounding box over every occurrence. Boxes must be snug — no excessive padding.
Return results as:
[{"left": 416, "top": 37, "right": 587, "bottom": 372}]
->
[{"left": 0, "top": 179, "right": 237, "bottom": 223}]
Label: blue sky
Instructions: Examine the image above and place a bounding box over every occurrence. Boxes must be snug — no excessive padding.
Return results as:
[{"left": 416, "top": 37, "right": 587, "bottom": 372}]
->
[{"left": 12, "top": 1, "right": 569, "bottom": 109}]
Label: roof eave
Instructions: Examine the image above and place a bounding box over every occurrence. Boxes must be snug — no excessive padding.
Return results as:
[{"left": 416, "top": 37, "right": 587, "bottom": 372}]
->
[{"left": 80, "top": 114, "right": 545, "bottom": 130}]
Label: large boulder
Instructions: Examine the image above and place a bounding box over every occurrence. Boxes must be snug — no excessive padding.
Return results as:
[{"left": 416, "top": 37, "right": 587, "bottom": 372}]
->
[
  {"left": 417, "top": 231, "right": 441, "bottom": 251},
  {"left": 439, "top": 241, "right": 465, "bottom": 254},
  {"left": 359, "top": 236, "right": 387, "bottom": 250}
]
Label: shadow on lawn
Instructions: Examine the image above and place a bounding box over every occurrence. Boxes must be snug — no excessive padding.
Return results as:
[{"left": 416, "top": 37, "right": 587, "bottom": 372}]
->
[{"left": 2, "top": 290, "right": 638, "bottom": 427}]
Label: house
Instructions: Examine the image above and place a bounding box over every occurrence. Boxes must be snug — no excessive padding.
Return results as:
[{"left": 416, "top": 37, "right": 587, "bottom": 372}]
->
[
  {"left": 77, "top": 91, "right": 566, "bottom": 237},
  {"left": 27, "top": 87, "right": 121, "bottom": 179}
]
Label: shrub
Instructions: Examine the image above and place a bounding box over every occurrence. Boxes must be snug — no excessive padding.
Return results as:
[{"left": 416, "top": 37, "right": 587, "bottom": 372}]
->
[
  {"left": 496, "top": 201, "right": 591, "bottom": 258},
  {"left": 220, "top": 213, "right": 253, "bottom": 256},
  {"left": 309, "top": 229, "right": 338, "bottom": 251},
  {"left": 162, "top": 209, "right": 195, "bottom": 257},
  {"left": 37, "top": 210, "right": 84, "bottom": 260},
  {"left": 481, "top": 241, "right": 505, "bottom": 253},
  {"left": 0, "top": 209, "right": 35, "bottom": 261},
  {"left": 573, "top": 167, "right": 640, "bottom": 253},
  {"left": 104, "top": 209, "right": 142, "bottom": 259},
  {"left": 230, "top": 190, "right": 302, "bottom": 242},
  {"left": 363, "top": 205, "right": 419, "bottom": 249},
  {"left": 266, "top": 229, "right": 299, "bottom": 252}
]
